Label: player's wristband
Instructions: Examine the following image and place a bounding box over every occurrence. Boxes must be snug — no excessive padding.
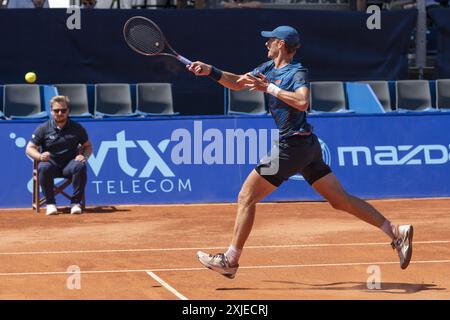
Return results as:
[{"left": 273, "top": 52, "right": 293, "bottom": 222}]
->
[
  {"left": 209, "top": 66, "right": 223, "bottom": 81},
  {"left": 267, "top": 83, "right": 281, "bottom": 97}
]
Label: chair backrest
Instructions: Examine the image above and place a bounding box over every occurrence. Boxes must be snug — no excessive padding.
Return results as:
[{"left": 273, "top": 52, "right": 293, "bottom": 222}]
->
[
  {"left": 310, "top": 81, "right": 347, "bottom": 112},
  {"left": 95, "top": 83, "right": 133, "bottom": 116},
  {"left": 360, "top": 81, "right": 392, "bottom": 112},
  {"left": 3, "top": 84, "right": 46, "bottom": 118},
  {"left": 395, "top": 80, "right": 433, "bottom": 111},
  {"left": 228, "top": 88, "right": 266, "bottom": 114},
  {"left": 54, "top": 84, "right": 91, "bottom": 117},
  {"left": 436, "top": 79, "right": 450, "bottom": 110},
  {"left": 136, "top": 83, "right": 175, "bottom": 115}
]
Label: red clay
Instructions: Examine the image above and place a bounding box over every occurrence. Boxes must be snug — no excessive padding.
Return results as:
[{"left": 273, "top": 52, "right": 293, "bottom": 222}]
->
[{"left": 0, "top": 199, "right": 449, "bottom": 300}]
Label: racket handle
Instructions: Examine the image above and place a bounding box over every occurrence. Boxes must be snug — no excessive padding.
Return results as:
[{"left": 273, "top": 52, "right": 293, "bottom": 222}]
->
[{"left": 177, "top": 55, "right": 192, "bottom": 66}]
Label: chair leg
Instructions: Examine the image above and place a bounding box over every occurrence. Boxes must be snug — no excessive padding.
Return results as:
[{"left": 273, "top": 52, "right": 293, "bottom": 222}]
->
[
  {"left": 81, "top": 192, "right": 86, "bottom": 210},
  {"left": 60, "top": 190, "right": 71, "bottom": 200},
  {"left": 54, "top": 179, "right": 86, "bottom": 211},
  {"left": 34, "top": 190, "right": 40, "bottom": 213},
  {"left": 32, "top": 168, "right": 40, "bottom": 213},
  {"left": 32, "top": 180, "right": 36, "bottom": 212}
]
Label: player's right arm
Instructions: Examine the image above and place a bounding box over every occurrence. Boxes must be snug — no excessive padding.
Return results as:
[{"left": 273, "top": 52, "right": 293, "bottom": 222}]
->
[
  {"left": 188, "top": 61, "right": 252, "bottom": 91},
  {"left": 26, "top": 126, "right": 50, "bottom": 162},
  {"left": 26, "top": 142, "right": 50, "bottom": 162}
]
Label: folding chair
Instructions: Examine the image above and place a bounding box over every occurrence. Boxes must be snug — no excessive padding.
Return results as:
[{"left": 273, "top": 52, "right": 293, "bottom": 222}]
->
[
  {"left": 310, "top": 81, "right": 353, "bottom": 113},
  {"left": 227, "top": 88, "right": 267, "bottom": 115},
  {"left": 94, "top": 83, "right": 137, "bottom": 117},
  {"left": 436, "top": 79, "right": 450, "bottom": 111},
  {"left": 359, "top": 80, "right": 393, "bottom": 112},
  {"left": 3, "top": 84, "right": 47, "bottom": 119},
  {"left": 54, "top": 84, "right": 92, "bottom": 117},
  {"left": 395, "top": 80, "right": 435, "bottom": 112},
  {"left": 136, "top": 83, "right": 179, "bottom": 116},
  {"left": 32, "top": 160, "right": 86, "bottom": 213}
]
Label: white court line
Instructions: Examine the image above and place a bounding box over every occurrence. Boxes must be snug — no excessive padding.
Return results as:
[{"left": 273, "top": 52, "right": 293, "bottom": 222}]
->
[
  {"left": 0, "top": 240, "right": 449, "bottom": 256},
  {"left": 0, "top": 259, "right": 449, "bottom": 277},
  {"left": 0, "top": 268, "right": 202, "bottom": 277},
  {"left": 1, "top": 196, "right": 449, "bottom": 211},
  {"left": 146, "top": 271, "right": 188, "bottom": 300},
  {"left": 2, "top": 196, "right": 450, "bottom": 214}
]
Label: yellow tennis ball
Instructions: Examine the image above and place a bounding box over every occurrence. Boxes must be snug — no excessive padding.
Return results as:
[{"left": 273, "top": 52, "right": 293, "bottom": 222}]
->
[{"left": 25, "top": 72, "right": 37, "bottom": 83}]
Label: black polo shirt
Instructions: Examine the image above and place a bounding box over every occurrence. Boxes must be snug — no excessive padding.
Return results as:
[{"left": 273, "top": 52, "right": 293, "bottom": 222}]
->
[{"left": 30, "top": 119, "right": 89, "bottom": 167}]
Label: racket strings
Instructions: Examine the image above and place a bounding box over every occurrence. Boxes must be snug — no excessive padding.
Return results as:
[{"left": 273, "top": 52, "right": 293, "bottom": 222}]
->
[{"left": 125, "top": 22, "right": 164, "bottom": 55}]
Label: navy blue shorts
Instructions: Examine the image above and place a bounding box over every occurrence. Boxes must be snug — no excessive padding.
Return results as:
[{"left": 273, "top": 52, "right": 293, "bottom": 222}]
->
[{"left": 255, "top": 134, "right": 332, "bottom": 187}]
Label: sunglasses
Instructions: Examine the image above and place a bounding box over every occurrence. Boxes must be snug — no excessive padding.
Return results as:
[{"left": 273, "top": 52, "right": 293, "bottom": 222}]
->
[{"left": 52, "top": 109, "right": 68, "bottom": 114}]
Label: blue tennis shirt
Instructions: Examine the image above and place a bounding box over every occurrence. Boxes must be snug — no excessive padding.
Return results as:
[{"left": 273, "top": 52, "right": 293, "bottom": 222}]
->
[
  {"left": 30, "top": 119, "right": 88, "bottom": 167},
  {"left": 251, "top": 60, "right": 312, "bottom": 141}
]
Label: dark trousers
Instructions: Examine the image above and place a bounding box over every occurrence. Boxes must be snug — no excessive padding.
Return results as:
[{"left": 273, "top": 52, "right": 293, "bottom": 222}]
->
[{"left": 38, "top": 160, "right": 87, "bottom": 205}]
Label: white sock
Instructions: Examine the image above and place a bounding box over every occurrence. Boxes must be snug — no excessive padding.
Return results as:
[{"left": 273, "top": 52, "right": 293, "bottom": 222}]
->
[
  {"left": 225, "top": 245, "right": 241, "bottom": 266},
  {"left": 381, "top": 219, "right": 396, "bottom": 240}
]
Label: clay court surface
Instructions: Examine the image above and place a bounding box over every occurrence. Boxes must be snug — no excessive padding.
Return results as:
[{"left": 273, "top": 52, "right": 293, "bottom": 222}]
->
[{"left": 0, "top": 198, "right": 449, "bottom": 300}]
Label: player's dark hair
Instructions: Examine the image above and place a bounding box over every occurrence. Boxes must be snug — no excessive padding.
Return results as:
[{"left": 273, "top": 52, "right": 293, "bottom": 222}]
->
[{"left": 285, "top": 42, "right": 300, "bottom": 54}]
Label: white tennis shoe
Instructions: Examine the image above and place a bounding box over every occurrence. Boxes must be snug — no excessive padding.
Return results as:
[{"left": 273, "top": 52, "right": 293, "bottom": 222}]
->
[
  {"left": 70, "top": 204, "right": 82, "bottom": 215},
  {"left": 391, "top": 225, "right": 414, "bottom": 269},
  {"left": 46, "top": 204, "right": 58, "bottom": 216},
  {"left": 197, "top": 251, "right": 239, "bottom": 279}
]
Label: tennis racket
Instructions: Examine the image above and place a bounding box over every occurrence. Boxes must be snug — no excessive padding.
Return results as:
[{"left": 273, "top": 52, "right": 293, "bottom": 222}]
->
[{"left": 123, "top": 16, "right": 192, "bottom": 66}]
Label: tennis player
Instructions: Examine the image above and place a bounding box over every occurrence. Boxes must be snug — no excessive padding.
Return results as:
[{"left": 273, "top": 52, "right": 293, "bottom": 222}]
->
[{"left": 188, "top": 26, "right": 413, "bottom": 279}]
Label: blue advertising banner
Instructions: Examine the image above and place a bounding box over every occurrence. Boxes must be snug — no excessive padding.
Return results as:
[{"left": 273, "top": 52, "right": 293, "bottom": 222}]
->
[{"left": 1, "top": 113, "right": 449, "bottom": 208}]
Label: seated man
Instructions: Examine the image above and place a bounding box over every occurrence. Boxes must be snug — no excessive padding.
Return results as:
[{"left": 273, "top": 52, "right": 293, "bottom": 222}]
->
[{"left": 26, "top": 96, "right": 93, "bottom": 215}]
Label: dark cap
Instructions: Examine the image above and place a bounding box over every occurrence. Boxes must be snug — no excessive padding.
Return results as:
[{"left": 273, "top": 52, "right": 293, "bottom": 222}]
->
[{"left": 261, "top": 26, "right": 300, "bottom": 46}]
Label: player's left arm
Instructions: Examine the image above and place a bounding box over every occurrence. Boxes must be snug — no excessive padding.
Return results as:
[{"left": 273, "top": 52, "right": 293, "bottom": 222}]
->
[
  {"left": 81, "top": 140, "right": 93, "bottom": 158},
  {"left": 75, "top": 126, "right": 93, "bottom": 163},
  {"left": 75, "top": 140, "right": 93, "bottom": 163}
]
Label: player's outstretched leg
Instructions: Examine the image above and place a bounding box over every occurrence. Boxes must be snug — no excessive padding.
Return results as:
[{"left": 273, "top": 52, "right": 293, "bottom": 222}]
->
[
  {"left": 197, "top": 170, "right": 276, "bottom": 278},
  {"left": 312, "top": 173, "right": 413, "bottom": 269}
]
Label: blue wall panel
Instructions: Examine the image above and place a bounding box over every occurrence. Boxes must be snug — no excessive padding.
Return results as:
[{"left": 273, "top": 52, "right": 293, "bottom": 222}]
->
[
  {"left": 430, "top": 9, "right": 450, "bottom": 79},
  {"left": 0, "top": 9, "right": 417, "bottom": 115},
  {"left": 1, "top": 113, "right": 449, "bottom": 208}
]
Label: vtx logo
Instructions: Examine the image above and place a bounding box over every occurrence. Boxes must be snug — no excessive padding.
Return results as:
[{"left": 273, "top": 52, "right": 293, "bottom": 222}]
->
[{"left": 88, "top": 131, "right": 174, "bottom": 178}]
